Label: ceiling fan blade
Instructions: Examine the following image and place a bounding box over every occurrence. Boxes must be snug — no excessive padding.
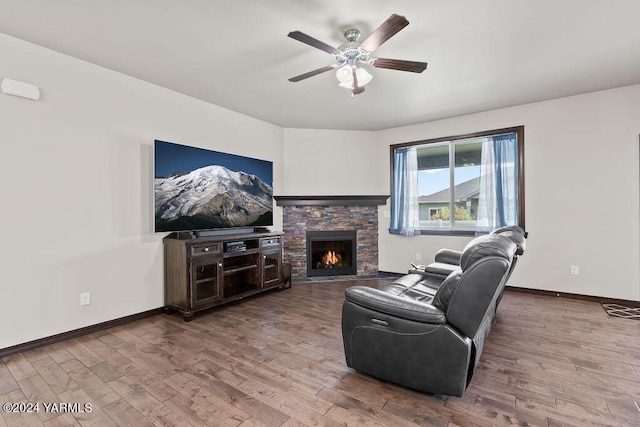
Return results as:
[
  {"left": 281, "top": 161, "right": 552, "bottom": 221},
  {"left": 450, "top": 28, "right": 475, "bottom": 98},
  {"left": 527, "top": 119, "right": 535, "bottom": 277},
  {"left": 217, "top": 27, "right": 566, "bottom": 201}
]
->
[
  {"left": 288, "top": 31, "right": 340, "bottom": 55},
  {"left": 360, "top": 14, "right": 409, "bottom": 52},
  {"left": 288, "top": 65, "right": 335, "bottom": 82},
  {"left": 372, "top": 58, "right": 428, "bottom": 73}
]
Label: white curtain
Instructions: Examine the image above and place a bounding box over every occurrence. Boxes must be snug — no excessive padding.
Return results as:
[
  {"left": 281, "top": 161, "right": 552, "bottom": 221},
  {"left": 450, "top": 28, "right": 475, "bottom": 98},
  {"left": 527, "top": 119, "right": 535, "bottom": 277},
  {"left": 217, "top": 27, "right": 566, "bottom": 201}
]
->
[
  {"left": 390, "top": 146, "right": 420, "bottom": 236},
  {"left": 476, "top": 133, "right": 519, "bottom": 234},
  {"left": 476, "top": 137, "right": 495, "bottom": 233}
]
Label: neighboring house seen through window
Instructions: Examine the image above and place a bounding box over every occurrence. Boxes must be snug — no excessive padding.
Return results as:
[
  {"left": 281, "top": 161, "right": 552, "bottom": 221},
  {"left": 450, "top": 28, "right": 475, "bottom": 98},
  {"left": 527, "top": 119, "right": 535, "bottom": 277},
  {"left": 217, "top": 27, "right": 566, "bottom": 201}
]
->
[{"left": 390, "top": 126, "right": 525, "bottom": 236}]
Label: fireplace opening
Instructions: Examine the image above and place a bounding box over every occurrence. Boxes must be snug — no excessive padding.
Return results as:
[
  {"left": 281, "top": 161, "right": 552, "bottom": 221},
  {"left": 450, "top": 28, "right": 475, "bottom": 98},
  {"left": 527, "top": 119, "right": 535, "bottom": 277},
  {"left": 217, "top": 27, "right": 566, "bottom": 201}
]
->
[{"left": 306, "top": 230, "right": 357, "bottom": 277}]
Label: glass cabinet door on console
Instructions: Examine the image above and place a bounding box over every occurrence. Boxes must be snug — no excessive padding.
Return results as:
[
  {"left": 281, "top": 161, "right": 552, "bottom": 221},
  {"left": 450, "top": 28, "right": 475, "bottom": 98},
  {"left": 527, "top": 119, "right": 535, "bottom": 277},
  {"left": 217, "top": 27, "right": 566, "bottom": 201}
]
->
[
  {"left": 262, "top": 251, "right": 282, "bottom": 287},
  {"left": 261, "top": 236, "right": 282, "bottom": 287},
  {"left": 190, "top": 246, "right": 222, "bottom": 308}
]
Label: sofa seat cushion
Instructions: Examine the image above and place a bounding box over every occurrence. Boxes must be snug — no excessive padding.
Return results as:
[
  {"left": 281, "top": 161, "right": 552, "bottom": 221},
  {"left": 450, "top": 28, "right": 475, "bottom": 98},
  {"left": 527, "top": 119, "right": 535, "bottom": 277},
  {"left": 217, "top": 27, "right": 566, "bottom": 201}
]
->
[
  {"left": 345, "top": 286, "right": 447, "bottom": 324},
  {"left": 387, "top": 273, "right": 427, "bottom": 292},
  {"left": 388, "top": 273, "right": 443, "bottom": 293}
]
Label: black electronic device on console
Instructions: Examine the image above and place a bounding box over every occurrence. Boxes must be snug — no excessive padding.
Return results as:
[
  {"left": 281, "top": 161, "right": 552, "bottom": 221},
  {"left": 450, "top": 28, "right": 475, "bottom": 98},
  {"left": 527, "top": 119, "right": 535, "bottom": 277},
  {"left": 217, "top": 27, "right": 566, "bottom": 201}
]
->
[{"left": 224, "top": 241, "right": 247, "bottom": 252}]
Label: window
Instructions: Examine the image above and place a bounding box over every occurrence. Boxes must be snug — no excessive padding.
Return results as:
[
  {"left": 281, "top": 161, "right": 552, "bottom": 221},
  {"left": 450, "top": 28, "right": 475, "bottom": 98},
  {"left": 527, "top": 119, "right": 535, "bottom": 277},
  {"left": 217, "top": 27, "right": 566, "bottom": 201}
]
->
[
  {"left": 427, "top": 207, "right": 443, "bottom": 219},
  {"left": 390, "top": 126, "right": 524, "bottom": 235}
]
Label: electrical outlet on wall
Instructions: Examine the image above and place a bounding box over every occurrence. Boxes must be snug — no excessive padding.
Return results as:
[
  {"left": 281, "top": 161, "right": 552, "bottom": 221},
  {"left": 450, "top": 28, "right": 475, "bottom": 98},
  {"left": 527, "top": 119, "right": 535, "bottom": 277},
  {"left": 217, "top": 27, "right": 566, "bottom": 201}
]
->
[
  {"left": 570, "top": 265, "right": 579, "bottom": 276},
  {"left": 80, "top": 292, "right": 91, "bottom": 305},
  {"left": 416, "top": 253, "right": 421, "bottom": 261}
]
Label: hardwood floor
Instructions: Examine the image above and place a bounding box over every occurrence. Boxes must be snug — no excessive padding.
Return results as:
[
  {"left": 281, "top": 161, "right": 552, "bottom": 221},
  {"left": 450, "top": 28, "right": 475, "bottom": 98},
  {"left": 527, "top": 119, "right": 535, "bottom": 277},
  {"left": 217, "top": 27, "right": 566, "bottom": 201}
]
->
[{"left": 1, "top": 279, "right": 639, "bottom": 426}]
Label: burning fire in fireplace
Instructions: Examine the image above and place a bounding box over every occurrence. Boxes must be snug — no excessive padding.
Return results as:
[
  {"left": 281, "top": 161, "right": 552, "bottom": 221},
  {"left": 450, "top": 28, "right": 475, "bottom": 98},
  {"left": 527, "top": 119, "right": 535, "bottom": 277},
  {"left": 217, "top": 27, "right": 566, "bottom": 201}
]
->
[{"left": 317, "top": 250, "right": 344, "bottom": 269}]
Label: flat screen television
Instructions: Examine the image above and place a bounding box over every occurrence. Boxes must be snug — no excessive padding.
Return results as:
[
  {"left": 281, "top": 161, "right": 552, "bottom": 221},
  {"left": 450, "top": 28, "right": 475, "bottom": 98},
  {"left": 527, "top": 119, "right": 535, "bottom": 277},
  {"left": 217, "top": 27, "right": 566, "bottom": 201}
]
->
[{"left": 154, "top": 140, "right": 273, "bottom": 233}]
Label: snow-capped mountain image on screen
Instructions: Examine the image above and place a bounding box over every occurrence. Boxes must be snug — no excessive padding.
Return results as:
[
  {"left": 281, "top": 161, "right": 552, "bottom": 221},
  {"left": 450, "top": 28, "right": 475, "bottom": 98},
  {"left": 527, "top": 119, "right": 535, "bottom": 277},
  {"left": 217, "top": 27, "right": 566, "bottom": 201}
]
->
[{"left": 154, "top": 140, "right": 273, "bottom": 232}]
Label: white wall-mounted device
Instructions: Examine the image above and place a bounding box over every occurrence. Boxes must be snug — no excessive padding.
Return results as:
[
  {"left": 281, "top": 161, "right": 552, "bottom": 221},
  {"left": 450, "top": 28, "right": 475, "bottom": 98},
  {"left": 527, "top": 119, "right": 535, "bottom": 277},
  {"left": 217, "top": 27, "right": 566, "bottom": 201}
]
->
[{"left": 1, "top": 78, "right": 41, "bottom": 100}]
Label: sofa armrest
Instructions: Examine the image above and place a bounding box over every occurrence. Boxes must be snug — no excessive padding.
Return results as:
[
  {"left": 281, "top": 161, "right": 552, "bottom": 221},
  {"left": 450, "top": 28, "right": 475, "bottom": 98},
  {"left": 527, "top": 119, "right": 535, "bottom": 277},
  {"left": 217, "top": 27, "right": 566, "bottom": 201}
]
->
[
  {"left": 425, "top": 262, "right": 459, "bottom": 278},
  {"left": 345, "top": 286, "right": 447, "bottom": 324},
  {"left": 434, "top": 248, "right": 462, "bottom": 265}
]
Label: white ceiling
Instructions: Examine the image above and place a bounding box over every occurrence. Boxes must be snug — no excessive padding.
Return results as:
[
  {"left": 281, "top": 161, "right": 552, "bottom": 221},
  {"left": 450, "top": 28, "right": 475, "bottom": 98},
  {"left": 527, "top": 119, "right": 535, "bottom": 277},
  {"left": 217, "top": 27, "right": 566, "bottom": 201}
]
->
[{"left": 1, "top": 0, "right": 640, "bottom": 131}]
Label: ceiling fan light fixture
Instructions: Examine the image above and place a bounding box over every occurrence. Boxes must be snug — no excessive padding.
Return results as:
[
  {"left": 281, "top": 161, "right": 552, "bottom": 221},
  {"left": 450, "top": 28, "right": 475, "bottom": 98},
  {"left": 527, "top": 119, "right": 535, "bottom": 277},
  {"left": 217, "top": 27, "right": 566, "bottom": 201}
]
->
[
  {"left": 336, "top": 64, "right": 353, "bottom": 84},
  {"left": 356, "top": 67, "right": 373, "bottom": 86},
  {"left": 336, "top": 65, "right": 372, "bottom": 90}
]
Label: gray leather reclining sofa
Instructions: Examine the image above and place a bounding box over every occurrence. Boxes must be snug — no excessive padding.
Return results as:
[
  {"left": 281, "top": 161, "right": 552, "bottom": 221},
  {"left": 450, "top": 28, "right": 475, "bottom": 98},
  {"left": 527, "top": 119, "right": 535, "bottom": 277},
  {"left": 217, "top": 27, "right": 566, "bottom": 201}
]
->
[
  {"left": 341, "top": 231, "right": 524, "bottom": 396},
  {"left": 426, "top": 225, "right": 527, "bottom": 282}
]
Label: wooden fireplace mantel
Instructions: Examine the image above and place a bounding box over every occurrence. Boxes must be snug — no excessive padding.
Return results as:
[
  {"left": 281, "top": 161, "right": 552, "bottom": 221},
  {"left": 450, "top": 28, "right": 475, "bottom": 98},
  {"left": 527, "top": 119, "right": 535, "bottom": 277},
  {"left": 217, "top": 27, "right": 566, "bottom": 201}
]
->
[{"left": 274, "top": 195, "right": 389, "bottom": 207}]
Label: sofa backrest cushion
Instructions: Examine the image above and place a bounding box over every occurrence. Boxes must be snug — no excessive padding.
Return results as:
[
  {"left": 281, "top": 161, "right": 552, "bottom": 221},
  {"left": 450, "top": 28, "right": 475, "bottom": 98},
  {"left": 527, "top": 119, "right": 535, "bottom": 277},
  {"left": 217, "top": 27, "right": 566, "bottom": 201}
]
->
[
  {"left": 492, "top": 229, "right": 526, "bottom": 255},
  {"left": 432, "top": 270, "right": 462, "bottom": 312},
  {"left": 460, "top": 234, "right": 518, "bottom": 271},
  {"left": 491, "top": 225, "right": 525, "bottom": 235}
]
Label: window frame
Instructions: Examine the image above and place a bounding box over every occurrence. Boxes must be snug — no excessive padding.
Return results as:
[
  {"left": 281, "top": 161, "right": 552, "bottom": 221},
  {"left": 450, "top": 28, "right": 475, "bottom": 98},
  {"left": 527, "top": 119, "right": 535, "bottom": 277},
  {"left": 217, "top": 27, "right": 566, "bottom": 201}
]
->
[{"left": 389, "top": 126, "right": 525, "bottom": 236}]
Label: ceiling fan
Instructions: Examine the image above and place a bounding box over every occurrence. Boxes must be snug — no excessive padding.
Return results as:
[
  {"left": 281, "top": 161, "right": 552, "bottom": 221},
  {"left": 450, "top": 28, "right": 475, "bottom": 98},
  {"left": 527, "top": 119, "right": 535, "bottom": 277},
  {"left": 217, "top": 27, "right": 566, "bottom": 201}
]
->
[{"left": 287, "top": 14, "right": 428, "bottom": 96}]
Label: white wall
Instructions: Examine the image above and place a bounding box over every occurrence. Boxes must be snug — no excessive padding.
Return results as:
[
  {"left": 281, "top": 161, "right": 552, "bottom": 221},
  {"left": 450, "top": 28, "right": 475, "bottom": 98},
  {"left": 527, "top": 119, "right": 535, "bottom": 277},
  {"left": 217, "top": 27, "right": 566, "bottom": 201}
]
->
[
  {"left": 377, "top": 85, "right": 640, "bottom": 301},
  {"left": 0, "top": 34, "right": 284, "bottom": 349},
  {"left": 282, "top": 128, "right": 383, "bottom": 195}
]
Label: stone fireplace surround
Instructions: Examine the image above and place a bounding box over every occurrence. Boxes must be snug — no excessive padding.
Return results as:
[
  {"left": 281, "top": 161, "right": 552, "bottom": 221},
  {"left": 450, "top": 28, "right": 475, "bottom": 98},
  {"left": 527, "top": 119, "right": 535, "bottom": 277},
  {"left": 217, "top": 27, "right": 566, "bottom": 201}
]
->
[{"left": 275, "top": 196, "right": 389, "bottom": 280}]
